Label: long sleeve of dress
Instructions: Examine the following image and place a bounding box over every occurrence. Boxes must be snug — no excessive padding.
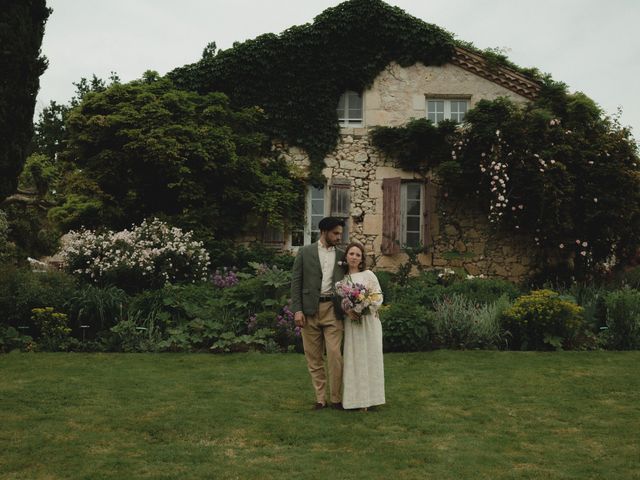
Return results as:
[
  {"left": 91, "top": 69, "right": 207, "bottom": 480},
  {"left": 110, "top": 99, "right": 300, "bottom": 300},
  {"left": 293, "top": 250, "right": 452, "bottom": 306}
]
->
[{"left": 366, "top": 270, "right": 384, "bottom": 312}]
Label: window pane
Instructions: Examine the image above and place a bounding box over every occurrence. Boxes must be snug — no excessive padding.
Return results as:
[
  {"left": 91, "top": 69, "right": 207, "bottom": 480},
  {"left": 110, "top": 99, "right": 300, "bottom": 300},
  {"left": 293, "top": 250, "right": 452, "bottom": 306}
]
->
[
  {"left": 407, "top": 216, "right": 420, "bottom": 232},
  {"left": 291, "top": 230, "right": 304, "bottom": 247},
  {"left": 427, "top": 100, "right": 444, "bottom": 114},
  {"left": 311, "top": 231, "right": 320, "bottom": 243},
  {"left": 311, "top": 187, "right": 324, "bottom": 199},
  {"left": 406, "top": 184, "right": 421, "bottom": 200},
  {"left": 311, "top": 200, "right": 324, "bottom": 215},
  {"left": 407, "top": 201, "right": 420, "bottom": 216},
  {"left": 406, "top": 232, "right": 420, "bottom": 247},
  {"left": 337, "top": 94, "right": 345, "bottom": 111},
  {"left": 348, "top": 92, "right": 362, "bottom": 109}
]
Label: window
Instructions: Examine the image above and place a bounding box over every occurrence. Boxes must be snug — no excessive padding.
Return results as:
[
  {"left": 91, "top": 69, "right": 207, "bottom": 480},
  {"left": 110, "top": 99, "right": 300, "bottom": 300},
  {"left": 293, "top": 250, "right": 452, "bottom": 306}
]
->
[
  {"left": 263, "top": 225, "right": 285, "bottom": 245},
  {"left": 290, "top": 185, "right": 326, "bottom": 247},
  {"left": 382, "top": 178, "right": 433, "bottom": 254},
  {"left": 426, "top": 98, "right": 469, "bottom": 124},
  {"left": 337, "top": 90, "right": 363, "bottom": 126},
  {"left": 290, "top": 181, "right": 350, "bottom": 247},
  {"left": 401, "top": 183, "right": 422, "bottom": 247}
]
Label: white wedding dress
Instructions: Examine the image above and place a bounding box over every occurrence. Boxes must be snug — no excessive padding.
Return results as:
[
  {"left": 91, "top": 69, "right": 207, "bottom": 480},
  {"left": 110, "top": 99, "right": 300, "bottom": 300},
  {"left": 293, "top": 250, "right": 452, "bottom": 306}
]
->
[{"left": 342, "top": 269, "right": 385, "bottom": 409}]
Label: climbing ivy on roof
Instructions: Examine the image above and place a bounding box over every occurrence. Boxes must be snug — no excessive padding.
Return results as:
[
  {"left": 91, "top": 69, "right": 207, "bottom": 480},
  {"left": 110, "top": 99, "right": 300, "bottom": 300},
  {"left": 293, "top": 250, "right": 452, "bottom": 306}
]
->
[{"left": 168, "top": 0, "right": 456, "bottom": 183}]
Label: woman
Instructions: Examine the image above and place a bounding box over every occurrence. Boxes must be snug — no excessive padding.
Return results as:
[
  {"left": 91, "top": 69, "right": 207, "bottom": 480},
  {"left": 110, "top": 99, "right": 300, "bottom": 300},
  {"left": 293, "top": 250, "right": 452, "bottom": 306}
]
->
[{"left": 340, "top": 242, "right": 385, "bottom": 410}]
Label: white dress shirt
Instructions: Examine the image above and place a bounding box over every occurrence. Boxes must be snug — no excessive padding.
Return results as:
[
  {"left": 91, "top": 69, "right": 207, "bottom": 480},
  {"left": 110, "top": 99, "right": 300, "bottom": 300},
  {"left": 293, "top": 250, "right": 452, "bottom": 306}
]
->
[{"left": 318, "top": 239, "right": 336, "bottom": 295}]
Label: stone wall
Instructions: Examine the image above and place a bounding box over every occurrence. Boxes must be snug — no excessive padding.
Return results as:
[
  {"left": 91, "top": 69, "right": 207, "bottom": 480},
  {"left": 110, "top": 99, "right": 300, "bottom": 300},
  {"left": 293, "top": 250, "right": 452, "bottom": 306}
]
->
[
  {"left": 279, "top": 132, "right": 538, "bottom": 283},
  {"left": 273, "top": 61, "right": 539, "bottom": 282}
]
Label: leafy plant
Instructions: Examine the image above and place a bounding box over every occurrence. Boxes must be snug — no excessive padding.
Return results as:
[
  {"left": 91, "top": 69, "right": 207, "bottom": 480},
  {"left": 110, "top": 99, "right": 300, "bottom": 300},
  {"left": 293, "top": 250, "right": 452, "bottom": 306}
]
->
[
  {"left": 379, "top": 302, "right": 433, "bottom": 352},
  {"left": 168, "top": 0, "right": 457, "bottom": 182},
  {"left": 31, "top": 307, "right": 74, "bottom": 351},
  {"left": 432, "top": 294, "right": 510, "bottom": 349},
  {"left": 601, "top": 289, "right": 640, "bottom": 350},
  {"left": 503, "top": 289, "right": 585, "bottom": 350}
]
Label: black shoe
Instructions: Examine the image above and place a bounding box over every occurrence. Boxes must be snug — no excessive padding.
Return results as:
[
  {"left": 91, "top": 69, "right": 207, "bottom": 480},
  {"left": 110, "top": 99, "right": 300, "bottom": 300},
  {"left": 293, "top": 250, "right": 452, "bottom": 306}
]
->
[
  {"left": 313, "top": 402, "right": 326, "bottom": 410},
  {"left": 331, "top": 402, "right": 344, "bottom": 410}
]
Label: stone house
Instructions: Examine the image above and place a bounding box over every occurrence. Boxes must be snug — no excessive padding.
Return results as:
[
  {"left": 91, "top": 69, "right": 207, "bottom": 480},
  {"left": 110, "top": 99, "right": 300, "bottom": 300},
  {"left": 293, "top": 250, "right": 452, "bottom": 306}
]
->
[{"left": 264, "top": 47, "right": 543, "bottom": 282}]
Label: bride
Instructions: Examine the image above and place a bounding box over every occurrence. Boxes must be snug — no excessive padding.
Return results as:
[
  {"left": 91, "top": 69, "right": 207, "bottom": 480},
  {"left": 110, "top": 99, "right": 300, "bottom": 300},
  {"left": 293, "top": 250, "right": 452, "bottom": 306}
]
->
[{"left": 340, "top": 242, "right": 385, "bottom": 410}]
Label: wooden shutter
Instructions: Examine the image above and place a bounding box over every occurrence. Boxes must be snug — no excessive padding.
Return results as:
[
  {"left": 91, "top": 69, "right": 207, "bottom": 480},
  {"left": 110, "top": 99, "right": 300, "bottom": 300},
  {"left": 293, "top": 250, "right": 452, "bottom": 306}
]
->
[
  {"left": 422, "top": 180, "right": 437, "bottom": 251},
  {"left": 381, "top": 177, "right": 401, "bottom": 255},
  {"left": 330, "top": 178, "right": 351, "bottom": 217}
]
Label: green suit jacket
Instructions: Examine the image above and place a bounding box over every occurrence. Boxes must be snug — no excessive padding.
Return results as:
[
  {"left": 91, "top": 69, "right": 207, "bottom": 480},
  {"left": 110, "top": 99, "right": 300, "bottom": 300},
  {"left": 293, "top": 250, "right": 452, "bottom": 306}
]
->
[{"left": 290, "top": 242, "right": 345, "bottom": 318}]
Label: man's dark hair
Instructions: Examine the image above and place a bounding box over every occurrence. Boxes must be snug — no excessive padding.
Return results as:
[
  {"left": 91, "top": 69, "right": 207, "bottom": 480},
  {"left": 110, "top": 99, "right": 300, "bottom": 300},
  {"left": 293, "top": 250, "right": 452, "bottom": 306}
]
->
[{"left": 318, "top": 216, "right": 345, "bottom": 232}]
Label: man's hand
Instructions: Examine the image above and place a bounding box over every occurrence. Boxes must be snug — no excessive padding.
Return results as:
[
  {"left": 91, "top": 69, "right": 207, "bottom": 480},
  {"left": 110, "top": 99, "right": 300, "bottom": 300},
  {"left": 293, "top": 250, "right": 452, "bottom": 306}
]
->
[{"left": 294, "top": 311, "right": 306, "bottom": 328}]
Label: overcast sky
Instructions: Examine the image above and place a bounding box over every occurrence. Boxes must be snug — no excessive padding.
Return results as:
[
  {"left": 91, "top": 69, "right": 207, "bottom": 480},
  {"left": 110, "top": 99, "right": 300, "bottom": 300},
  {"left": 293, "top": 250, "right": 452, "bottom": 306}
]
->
[{"left": 36, "top": 0, "right": 640, "bottom": 139}]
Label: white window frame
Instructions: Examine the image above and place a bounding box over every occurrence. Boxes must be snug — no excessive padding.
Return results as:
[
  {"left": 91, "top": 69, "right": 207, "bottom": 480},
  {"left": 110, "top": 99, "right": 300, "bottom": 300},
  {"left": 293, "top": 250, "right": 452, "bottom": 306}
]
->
[
  {"left": 289, "top": 183, "right": 351, "bottom": 248},
  {"left": 337, "top": 90, "right": 364, "bottom": 127},
  {"left": 400, "top": 182, "right": 423, "bottom": 247},
  {"left": 426, "top": 96, "right": 470, "bottom": 125}
]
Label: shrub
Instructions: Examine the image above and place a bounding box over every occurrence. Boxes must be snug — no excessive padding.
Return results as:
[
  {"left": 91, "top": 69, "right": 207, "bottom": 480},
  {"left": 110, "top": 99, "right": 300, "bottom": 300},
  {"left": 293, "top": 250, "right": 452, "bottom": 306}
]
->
[
  {"left": 447, "top": 277, "right": 521, "bottom": 304},
  {"left": 617, "top": 266, "right": 640, "bottom": 289},
  {"left": 59, "top": 218, "right": 210, "bottom": 292},
  {"left": 379, "top": 302, "right": 434, "bottom": 352},
  {"left": 0, "top": 209, "right": 13, "bottom": 262},
  {"left": 601, "top": 289, "right": 640, "bottom": 350},
  {"left": 392, "top": 270, "right": 446, "bottom": 308},
  {"left": 65, "top": 285, "right": 130, "bottom": 337},
  {"left": 207, "top": 239, "right": 295, "bottom": 271},
  {"left": 502, "top": 289, "right": 585, "bottom": 350},
  {"left": 432, "top": 294, "right": 511, "bottom": 349},
  {"left": 0, "top": 266, "right": 77, "bottom": 334},
  {"left": 0, "top": 325, "right": 33, "bottom": 352},
  {"left": 31, "top": 307, "right": 75, "bottom": 351}
]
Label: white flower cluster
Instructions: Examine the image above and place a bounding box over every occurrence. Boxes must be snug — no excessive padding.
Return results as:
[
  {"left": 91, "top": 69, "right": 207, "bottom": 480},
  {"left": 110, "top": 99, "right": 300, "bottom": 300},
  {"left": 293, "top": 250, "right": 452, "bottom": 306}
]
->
[
  {"left": 60, "top": 218, "right": 210, "bottom": 286},
  {"left": 479, "top": 131, "right": 515, "bottom": 225}
]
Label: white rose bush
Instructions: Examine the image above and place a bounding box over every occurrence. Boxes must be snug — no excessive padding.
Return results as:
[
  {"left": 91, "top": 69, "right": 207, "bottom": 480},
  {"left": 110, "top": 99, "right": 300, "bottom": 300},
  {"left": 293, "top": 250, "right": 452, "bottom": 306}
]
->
[{"left": 60, "top": 218, "right": 210, "bottom": 291}]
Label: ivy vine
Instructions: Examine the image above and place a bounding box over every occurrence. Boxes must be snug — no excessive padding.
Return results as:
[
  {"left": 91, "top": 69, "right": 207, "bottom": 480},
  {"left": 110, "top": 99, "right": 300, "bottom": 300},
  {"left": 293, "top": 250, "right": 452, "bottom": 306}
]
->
[
  {"left": 168, "top": 0, "right": 457, "bottom": 183},
  {"left": 372, "top": 79, "right": 640, "bottom": 279}
]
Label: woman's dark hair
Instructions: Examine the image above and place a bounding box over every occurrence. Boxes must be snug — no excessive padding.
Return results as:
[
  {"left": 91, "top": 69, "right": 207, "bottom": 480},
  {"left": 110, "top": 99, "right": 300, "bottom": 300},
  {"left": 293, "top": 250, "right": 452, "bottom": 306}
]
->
[
  {"left": 318, "top": 216, "right": 345, "bottom": 232},
  {"left": 342, "top": 242, "right": 367, "bottom": 272}
]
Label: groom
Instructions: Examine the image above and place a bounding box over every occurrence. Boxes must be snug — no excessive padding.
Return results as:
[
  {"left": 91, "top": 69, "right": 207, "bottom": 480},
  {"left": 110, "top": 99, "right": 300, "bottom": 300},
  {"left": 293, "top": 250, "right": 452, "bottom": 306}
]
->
[{"left": 291, "top": 217, "right": 346, "bottom": 410}]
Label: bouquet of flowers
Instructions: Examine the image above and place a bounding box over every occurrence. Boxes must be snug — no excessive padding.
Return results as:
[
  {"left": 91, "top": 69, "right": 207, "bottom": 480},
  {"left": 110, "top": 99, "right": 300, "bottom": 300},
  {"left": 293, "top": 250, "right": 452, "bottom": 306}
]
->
[{"left": 334, "top": 277, "right": 382, "bottom": 320}]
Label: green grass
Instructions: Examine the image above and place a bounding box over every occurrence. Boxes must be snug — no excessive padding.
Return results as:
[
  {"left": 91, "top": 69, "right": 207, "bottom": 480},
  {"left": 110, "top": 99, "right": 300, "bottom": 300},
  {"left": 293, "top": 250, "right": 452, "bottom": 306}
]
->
[{"left": 1, "top": 351, "right": 639, "bottom": 479}]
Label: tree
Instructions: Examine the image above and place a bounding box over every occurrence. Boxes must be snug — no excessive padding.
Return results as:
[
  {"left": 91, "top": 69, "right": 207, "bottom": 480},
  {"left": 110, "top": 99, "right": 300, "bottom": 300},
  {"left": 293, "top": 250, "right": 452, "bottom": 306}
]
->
[
  {"left": 52, "top": 73, "right": 304, "bottom": 239},
  {"left": 0, "top": 0, "right": 51, "bottom": 201}
]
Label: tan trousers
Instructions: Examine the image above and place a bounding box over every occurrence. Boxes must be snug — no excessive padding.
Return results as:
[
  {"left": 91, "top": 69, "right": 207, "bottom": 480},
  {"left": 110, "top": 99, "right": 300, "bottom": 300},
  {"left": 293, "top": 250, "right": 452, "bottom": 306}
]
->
[{"left": 301, "top": 301, "right": 343, "bottom": 404}]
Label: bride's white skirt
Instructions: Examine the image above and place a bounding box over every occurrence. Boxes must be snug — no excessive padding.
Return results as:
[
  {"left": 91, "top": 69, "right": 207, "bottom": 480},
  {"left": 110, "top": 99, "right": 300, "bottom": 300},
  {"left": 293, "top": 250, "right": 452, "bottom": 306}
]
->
[{"left": 342, "top": 313, "right": 385, "bottom": 409}]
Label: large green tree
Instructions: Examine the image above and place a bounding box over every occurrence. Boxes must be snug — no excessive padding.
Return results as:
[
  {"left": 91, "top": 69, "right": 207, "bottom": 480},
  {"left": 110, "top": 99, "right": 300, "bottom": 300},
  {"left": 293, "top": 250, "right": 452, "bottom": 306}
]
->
[
  {"left": 52, "top": 72, "right": 303, "bottom": 239},
  {"left": 0, "top": 0, "right": 50, "bottom": 201}
]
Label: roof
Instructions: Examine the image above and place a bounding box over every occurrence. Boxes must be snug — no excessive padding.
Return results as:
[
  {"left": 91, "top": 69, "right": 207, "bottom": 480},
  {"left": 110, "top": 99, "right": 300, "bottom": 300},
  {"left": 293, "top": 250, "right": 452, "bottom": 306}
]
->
[{"left": 451, "top": 46, "right": 542, "bottom": 100}]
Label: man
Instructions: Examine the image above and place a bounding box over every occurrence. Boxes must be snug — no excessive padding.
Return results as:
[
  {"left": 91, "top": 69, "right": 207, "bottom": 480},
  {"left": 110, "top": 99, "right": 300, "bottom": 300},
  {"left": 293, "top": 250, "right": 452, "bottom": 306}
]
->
[{"left": 291, "top": 216, "right": 346, "bottom": 410}]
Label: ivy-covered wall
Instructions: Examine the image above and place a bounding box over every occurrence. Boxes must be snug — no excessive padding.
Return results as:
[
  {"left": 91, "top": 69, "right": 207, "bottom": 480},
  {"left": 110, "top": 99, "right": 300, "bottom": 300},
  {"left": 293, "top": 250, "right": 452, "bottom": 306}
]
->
[{"left": 168, "top": 0, "right": 457, "bottom": 182}]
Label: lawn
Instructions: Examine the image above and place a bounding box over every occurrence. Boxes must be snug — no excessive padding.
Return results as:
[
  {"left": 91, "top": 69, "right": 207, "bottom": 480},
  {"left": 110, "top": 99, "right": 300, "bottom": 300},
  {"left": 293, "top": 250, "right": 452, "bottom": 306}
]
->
[{"left": 1, "top": 351, "right": 638, "bottom": 479}]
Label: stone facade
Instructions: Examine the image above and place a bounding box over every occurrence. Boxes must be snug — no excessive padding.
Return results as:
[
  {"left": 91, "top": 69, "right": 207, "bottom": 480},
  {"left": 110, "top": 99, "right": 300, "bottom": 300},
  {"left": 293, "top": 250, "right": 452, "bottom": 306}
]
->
[{"left": 274, "top": 60, "right": 540, "bottom": 282}]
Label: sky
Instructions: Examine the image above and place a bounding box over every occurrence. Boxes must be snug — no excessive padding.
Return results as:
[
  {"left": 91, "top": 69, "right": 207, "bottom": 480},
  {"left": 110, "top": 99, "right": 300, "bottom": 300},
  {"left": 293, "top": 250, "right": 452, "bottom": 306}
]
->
[{"left": 36, "top": 0, "right": 640, "bottom": 138}]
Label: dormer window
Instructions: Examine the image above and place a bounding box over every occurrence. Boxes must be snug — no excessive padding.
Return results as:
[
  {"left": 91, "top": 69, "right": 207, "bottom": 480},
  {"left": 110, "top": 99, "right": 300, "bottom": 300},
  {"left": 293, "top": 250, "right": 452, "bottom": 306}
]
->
[
  {"left": 426, "top": 96, "right": 470, "bottom": 124},
  {"left": 337, "top": 90, "right": 363, "bottom": 127}
]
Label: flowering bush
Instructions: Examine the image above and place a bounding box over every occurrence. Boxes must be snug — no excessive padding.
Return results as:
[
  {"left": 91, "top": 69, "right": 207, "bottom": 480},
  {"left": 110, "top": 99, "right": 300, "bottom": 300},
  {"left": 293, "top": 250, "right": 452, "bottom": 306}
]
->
[
  {"left": 60, "top": 218, "right": 210, "bottom": 291},
  {"left": 31, "top": 307, "right": 73, "bottom": 351},
  {"left": 212, "top": 267, "right": 239, "bottom": 288},
  {"left": 503, "top": 289, "right": 585, "bottom": 350}
]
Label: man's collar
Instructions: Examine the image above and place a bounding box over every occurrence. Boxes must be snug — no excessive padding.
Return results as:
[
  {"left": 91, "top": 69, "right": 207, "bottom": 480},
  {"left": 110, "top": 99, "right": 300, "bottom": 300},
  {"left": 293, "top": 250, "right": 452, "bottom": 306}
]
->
[{"left": 318, "top": 239, "right": 335, "bottom": 251}]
